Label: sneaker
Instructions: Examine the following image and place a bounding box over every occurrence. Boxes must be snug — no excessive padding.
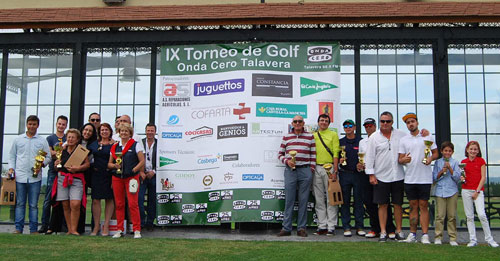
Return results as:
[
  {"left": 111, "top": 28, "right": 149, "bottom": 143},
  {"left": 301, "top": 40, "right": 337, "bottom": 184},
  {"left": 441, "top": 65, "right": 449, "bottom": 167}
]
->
[
  {"left": 277, "top": 230, "right": 291, "bottom": 237},
  {"left": 112, "top": 230, "right": 123, "bottom": 238},
  {"left": 395, "top": 231, "right": 405, "bottom": 241},
  {"left": 388, "top": 232, "right": 396, "bottom": 239},
  {"left": 365, "top": 231, "right": 377, "bottom": 238},
  {"left": 327, "top": 229, "right": 335, "bottom": 236},
  {"left": 421, "top": 234, "right": 431, "bottom": 244},
  {"left": 313, "top": 229, "right": 328, "bottom": 235},
  {"left": 379, "top": 233, "right": 388, "bottom": 242},
  {"left": 297, "top": 229, "right": 308, "bottom": 237},
  {"left": 356, "top": 229, "right": 366, "bottom": 236},
  {"left": 402, "top": 233, "right": 417, "bottom": 243},
  {"left": 450, "top": 241, "right": 459, "bottom": 246},
  {"left": 467, "top": 241, "right": 477, "bottom": 247},
  {"left": 434, "top": 238, "right": 442, "bottom": 245},
  {"left": 12, "top": 230, "right": 22, "bottom": 234},
  {"left": 37, "top": 225, "right": 48, "bottom": 234},
  {"left": 343, "top": 230, "right": 352, "bottom": 237},
  {"left": 134, "top": 231, "right": 142, "bottom": 239},
  {"left": 488, "top": 241, "right": 499, "bottom": 248}
]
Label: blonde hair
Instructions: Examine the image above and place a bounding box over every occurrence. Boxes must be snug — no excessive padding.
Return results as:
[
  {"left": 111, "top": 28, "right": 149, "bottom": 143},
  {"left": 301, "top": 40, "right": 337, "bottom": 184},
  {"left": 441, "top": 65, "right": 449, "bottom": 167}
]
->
[
  {"left": 118, "top": 123, "right": 134, "bottom": 136},
  {"left": 66, "top": 128, "right": 81, "bottom": 141}
]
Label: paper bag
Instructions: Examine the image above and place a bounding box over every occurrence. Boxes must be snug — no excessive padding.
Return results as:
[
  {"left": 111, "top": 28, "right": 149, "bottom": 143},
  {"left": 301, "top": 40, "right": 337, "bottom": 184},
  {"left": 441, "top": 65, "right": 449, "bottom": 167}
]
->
[
  {"left": 328, "top": 178, "right": 343, "bottom": 206},
  {"left": 0, "top": 177, "right": 16, "bottom": 205}
]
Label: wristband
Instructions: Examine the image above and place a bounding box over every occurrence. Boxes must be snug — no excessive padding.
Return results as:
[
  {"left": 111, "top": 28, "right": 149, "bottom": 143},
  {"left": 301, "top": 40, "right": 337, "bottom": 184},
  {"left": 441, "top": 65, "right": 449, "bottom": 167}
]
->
[{"left": 475, "top": 190, "right": 481, "bottom": 193}]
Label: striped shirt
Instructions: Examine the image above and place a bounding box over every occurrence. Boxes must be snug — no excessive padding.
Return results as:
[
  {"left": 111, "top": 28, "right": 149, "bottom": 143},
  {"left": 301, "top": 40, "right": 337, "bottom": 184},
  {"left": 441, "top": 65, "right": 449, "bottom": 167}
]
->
[{"left": 278, "top": 130, "right": 316, "bottom": 169}]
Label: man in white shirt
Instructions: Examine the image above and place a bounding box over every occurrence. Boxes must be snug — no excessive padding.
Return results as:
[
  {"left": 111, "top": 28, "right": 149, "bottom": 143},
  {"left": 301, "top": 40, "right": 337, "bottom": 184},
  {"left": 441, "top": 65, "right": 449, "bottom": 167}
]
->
[
  {"left": 112, "top": 114, "right": 142, "bottom": 141},
  {"left": 398, "top": 113, "right": 438, "bottom": 244}
]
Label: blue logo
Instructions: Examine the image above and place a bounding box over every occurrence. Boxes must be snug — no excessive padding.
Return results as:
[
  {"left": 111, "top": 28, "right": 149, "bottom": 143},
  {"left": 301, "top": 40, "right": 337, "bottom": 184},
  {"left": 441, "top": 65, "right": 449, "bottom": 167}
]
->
[
  {"left": 162, "top": 132, "right": 182, "bottom": 139},
  {"left": 194, "top": 79, "right": 245, "bottom": 97},
  {"left": 242, "top": 174, "right": 264, "bottom": 181},
  {"left": 168, "top": 115, "right": 180, "bottom": 125}
]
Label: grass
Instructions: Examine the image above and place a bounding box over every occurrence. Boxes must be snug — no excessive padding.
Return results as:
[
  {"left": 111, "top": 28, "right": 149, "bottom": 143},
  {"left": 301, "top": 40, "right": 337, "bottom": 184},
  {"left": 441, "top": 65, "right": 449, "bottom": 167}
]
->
[{"left": 0, "top": 233, "right": 499, "bottom": 261}]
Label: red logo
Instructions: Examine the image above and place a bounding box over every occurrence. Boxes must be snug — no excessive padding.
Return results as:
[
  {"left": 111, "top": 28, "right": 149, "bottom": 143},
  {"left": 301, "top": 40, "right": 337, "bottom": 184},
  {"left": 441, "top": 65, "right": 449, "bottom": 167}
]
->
[
  {"left": 233, "top": 103, "right": 251, "bottom": 120},
  {"left": 164, "top": 83, "right": 177, "bottom": 96},
  {"left": 319, "top": 102, "right": 334, "bottom": 122}
]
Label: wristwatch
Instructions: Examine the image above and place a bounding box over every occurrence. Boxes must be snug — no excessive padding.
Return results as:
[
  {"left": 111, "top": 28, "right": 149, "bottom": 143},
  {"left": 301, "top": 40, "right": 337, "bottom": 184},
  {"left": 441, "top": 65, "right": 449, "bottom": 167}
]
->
[{"left": 475, "top": 190, "right": 481, "bottom": 193}]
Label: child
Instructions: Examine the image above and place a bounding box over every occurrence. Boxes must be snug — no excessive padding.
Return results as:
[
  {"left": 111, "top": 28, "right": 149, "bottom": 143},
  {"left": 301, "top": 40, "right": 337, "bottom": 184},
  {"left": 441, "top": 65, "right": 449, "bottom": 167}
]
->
[
  {"left": 461, "top": 141, "right": 498, "bottom": 247},
  {"left": 432, "top": 141, "right": 461, "bottom": 246}
]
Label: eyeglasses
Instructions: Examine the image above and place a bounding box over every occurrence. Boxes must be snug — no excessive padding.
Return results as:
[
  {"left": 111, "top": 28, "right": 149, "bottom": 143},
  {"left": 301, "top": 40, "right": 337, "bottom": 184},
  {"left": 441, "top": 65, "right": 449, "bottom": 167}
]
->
[
  {"left": 90, "top": 119, "right": 101, "bottom": 122},
  {"left": 343, "top": 124, "right": 354, "bottom": 128},
  {"left": 380, "top": 120, "right": 393, "bottom": 124},
  {"left": 293, "top": 120, "right": 304, "bottom": 124}
]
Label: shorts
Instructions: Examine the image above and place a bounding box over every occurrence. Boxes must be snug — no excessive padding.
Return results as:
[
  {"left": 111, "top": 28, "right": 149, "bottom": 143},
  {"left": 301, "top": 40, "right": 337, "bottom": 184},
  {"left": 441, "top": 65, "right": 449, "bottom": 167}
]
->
[
  {"left": 56, "top": 173, "right": 84, "bottom": 201},
  {"left": 373, "top": 179, "right": 404, "bottom": 205},
  {"left": 404, "top": 183, "right": 431, "bottom": 201}
]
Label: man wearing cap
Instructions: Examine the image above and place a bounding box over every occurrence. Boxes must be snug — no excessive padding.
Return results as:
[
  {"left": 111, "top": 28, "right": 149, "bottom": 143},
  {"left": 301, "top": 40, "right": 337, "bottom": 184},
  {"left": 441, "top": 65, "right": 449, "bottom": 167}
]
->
[
  {"left": 357, "top": 118, "right": 397, "bottom": 239},
  {"left": 399, "top": 113, "right": 438, "bottom": 244},
  {"left": 277, "top": 115, "right": 316, "bottom": 237},
  {"left": 312, "top": 114, "right": 340, "bottom": 236},
  {"left": 338, "top": 119, "right": 365, "bottom": 237}
]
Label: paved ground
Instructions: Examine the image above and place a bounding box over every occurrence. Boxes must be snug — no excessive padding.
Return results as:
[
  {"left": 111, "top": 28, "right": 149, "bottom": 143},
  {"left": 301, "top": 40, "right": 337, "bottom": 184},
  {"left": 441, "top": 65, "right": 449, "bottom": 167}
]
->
[{"left": 1, "top": 223, "right": 499, "bottom": 245}]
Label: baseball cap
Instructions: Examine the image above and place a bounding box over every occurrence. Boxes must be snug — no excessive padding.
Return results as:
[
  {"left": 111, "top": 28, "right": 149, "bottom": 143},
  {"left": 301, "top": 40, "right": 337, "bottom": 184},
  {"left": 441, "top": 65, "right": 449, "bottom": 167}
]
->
[
  {"left": 402, "top": 112, "right": 418, "bottom": 122},
  {"left": 363, "top": 118, "right": 376, "bottom": 126},
  {"left": 343, "top": 119, "right": 355, "bottom": 126}
]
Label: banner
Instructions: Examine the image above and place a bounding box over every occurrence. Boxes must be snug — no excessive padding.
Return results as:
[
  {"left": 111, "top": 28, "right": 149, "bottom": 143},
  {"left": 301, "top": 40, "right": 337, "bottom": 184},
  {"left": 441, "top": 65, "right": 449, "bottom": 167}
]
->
[{"left": 157, "top": 42, "right": 341, "bottom": 225}]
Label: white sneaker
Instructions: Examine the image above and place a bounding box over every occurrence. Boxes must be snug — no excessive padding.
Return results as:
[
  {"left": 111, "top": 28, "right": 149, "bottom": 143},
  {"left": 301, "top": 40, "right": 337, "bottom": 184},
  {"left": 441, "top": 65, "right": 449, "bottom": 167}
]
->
[
  {"left": 450, "top": 241, "right": 459, "bottom": 246},
  {"left": 467, "top": 241, "right": 477, "bottom": 247},
  {"left": 134, "top": 231, "right": 142, "bottom": 239},
  {"left": 488, "top": 241, "right": 499, "bottom": 248},
  {"left": 402, "top": 233, "right": 417, "bottom": 243},
  {"left": 343, "top": 230, "right": 352, "bottom": 237},
  {"left": 421, "top": 234, "right": 431, "bottom": 244},
  {"left": 112, "top": 230, "right": 123, "bottom": 238},
  {"left": 356, "top": 229, "right": 366, "bottom": 236},
  {"left": 434, "top": 238, "right": 442, "bottom": 245}
]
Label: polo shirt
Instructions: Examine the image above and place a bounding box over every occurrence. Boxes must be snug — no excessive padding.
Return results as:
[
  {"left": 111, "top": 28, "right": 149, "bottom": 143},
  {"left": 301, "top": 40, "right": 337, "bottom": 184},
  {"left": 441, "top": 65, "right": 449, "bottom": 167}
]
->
[
  {"left": 398, "top": 133, "right": 437, "bottom": 184},
  {"left": 461, "top": 157, "right": 486, "bottom": 191}
]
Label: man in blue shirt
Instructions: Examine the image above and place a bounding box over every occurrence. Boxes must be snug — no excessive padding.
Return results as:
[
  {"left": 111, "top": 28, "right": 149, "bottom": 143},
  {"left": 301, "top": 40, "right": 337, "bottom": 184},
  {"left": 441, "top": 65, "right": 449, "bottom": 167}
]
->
[{"left": 9, "top": 115, "right": 51, "bottom": 234}]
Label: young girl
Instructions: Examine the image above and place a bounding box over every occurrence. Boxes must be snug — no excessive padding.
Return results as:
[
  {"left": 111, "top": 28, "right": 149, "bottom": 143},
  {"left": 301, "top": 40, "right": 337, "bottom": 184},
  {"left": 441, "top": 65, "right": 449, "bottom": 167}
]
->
[
  {"left": 461, "top": 141, "right": 498, "bottom": 247},
  {"left": 432, "top": 141, "right": 461, "bottom": 246}
]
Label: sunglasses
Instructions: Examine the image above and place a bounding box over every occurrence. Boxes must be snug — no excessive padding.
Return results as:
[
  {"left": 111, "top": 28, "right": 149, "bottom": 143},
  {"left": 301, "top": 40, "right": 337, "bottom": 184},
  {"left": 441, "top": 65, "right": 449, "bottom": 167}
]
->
[
  {"left": 90, "top": 119, "right": 101, "bottom": 122},
  {"left": 380, "top": 120, "right": 393, "bottom": 124},
  {"left": 364, "top": 124, "right": 375, "bottom": 128},
  {"left": 293, "top": 120, "right": 304, "bottom": 124},
  {"left": 343, "top": 124, "right": 354, "bottom": 128}
]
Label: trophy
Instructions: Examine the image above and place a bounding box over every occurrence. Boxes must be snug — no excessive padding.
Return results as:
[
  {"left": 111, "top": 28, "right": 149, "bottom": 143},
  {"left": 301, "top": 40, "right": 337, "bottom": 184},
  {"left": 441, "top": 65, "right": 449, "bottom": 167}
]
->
[
  {"left": 422, "top": 140, "right": 434, "bottom": 164},
  {"left": 32, "top": 149, "right": 47, "bottom": 178},
  {"left": 289, "top": 150, "right": 297, "bottom": 170},
  {"left": 340, "top": 146, "right": 347, "bottom": 166},
  {"left": 115, "top": 151, "right": 123, "bottom": 174},
  {"left": 459, "top": 163, "right": 466, "bottom": 183},
  {"left": 323, "top": 163, "right": 333, "bottom": 172},
  {"left": 358, "top": 152, "right": 365, "bottom": 165},
  {"left": 54, "top": 139, "right": 63, "bottom": 169}
]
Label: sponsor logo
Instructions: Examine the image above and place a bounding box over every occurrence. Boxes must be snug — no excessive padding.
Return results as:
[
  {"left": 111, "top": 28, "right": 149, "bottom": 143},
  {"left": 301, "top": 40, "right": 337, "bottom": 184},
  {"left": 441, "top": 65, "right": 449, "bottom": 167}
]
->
[
  {"left": 242, "top": 174, "right": 264, "bottom": 181},
  {"left": 167, "top": 115, "right": 180, "bottom": 125},
  {"left": 159, "top": 156, "right": 178, "bottom": 167},
  {"left": 157, "top": 215, "right": 170, "bottom": 225},
  {"left": 307, "top": 46, "right": 333, "bottom": 63},
  {"left": 161, "top": 81, "right": 191, "bottom": 107},
  {"left": 262, "top": 190, "right": 276, "bottom": 200},
  {"left": 157, "top": 194, "right": 170, "bottom": 204},
  {"left": 252, "top": 74, "right": 293, "bottom": 98},
  {"left": 224, "top": 172, "right": 234, "bottom": 182},
  {"left": 208, "top": 191, "right": 220, "bottom": 202},
  {"left": 207, "top": 212, "right": 219, "bottom": 223},
  {"left": 185, "top": 126, "right": 213, "bottom": 141},
  {"left": 221, "top": 190, "right": 233, "bottom": 200},
  {"left": 196, "top": 203, "right": 207, "bottom": 213},
  {"left": 261, "top": 211, "right": 274, "bottom": 221},
  {"left": 233, "top": 200, "right": 246, "bottom": 210},
  {"left": 217, "top": 123, "right": 248, "bottom": 139},
  {"left": 160, "top": 178, "right": 174, "bottom": 191},
  {"left": 197, "top": 154, "right": 221, "bottom": 165},
  {"left": 270, "top": 178, "right": 284, "bottom": 188},
  {"left": 307, "top": 202, "right": 315, "bottom": 212},
  {"left": 182, "top": 204, "right": 195, "bottom": 214},
  {"left": 170, "top": 215, "right": 182, "bottom": 224},
  {"left": 219, "top": 211, "right": 232, "bottom": 222},
  {"left": 194, "top": 79, "right": 244, "bottom": 96},
  {"left": 202, "top": 175, "right": 214, "bottom": 186},
  {"left": 251, "top": 123, "right": 284, "bottom": 137},
  {"left": 162, "top": 132, "right": 182, "bottom": 139},
  {"left": 223, "top": 154, "right": 239, "bottom": 162},
  {"left": 300, "top": 77, "right": 338, "bottom": 97},
  {"left": 191, "top": 105, "right": 231, "bottom": 120},
  {"left": 256, "top": 103, "right": 307, "bottom": 119},
  {"left": 233, "top": 103, "right": 251, "bottom": 120},
  {"left": 247, "top": 200, "right": 260, "bottom": 210},
  {"left": 319, "top": 102, "right": 334, "bottom": 122},
  {"left": 169, "top": 194, "right": 182, "bottom": 203},
  {"left": 275, "top": 211, "right": 284, "bottom": 221},
  {"left": 263, "top": 150, "right": 279, "bottom": 164},
  {"left": 174, "top": 173, "right": 195, "bottom": 180},
  {"left": 232, "top": 162, "right": 260, "bottom": 168},
  {"left": 276, "top": 190, "right": 286, "bottom": 200}
]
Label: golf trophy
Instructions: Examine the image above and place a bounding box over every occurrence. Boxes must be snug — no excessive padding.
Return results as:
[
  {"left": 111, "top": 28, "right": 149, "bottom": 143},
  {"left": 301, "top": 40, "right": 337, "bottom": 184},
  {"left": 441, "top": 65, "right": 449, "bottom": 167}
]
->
[
  {"left": 289, "top": 150, "right": 297, "bottom": 170},
  {"left": 32, "top": 149, "right": 47, "bottom": 178},
  {"left": 422, "top": 140, "right": 434, "bottom": 164},
  {"left": 115, "top": 151, "right": 123, "bottom": 174},
  {"left": 459, "top": 163, "right": 466, "bottom": 183},
  {"left": 340, "top": 146, "right": 347, "bottom": 166},
  {"left": 358, "top": 152, "right": 365, "bottom": 165},
  {"left": 54, "top": 139, "right": 63, "bottom": 169}
]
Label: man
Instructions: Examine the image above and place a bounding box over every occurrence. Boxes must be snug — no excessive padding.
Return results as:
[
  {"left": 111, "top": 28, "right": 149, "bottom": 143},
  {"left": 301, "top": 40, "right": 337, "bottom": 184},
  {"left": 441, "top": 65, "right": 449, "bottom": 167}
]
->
[
  {"left": 338, "top": 119, "right": 365, "bottom": 237},
  {"left": 312, "top": 114, "right": 340, "bottom": 236},
  {"left": 357, "top": 118, "right": 397, "bottom": 239},
  {"left": 277, "top": 115, "right": 316, "bottom": 237},
  {"left": 364, "top": 111, "right": 406, "bottom": 242},
  {"left": 112, "top": 114, "right": 141, "bottom": 141},
  {"left": 139, "top": 123, "right": 158, "bottom": 231},
  {"left": 89, "top": 112, "right": 101, "bottom": 131},
  {"left": 38, "top": 115, "right": 68, "bottom": 233},
  {"left": 9, "top": 115, "right": 51, "bottom": 234},
  {"left": 114, "top": 116, "right": 121, "bottom": 135},
  {"left": 398, "top": 113, "right": 438, "bottom": 244}
]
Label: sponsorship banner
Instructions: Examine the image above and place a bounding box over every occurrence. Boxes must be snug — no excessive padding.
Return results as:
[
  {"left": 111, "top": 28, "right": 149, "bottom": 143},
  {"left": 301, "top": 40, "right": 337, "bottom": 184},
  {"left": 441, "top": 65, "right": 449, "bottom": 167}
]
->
[{"left": 158, "top": 42, "right": 341, "bottom": 225}]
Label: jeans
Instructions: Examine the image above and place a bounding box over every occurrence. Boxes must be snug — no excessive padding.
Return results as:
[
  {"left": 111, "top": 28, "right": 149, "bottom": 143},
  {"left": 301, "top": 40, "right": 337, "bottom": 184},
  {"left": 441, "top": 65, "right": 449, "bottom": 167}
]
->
[
  {"left": 339, "top": 171, "right": 364, "bottom": 230},
  {"left": 15, "top": 181, "right": 42, "bottom": 233},
  {"left": 462, "top": 189, "right": 494, "bottom": 243},
  {"left": 138, "top": 177, "right": 156, "bottom": 227},
  {"left": 282, "top": 166, "right": 313, "bottom": 232},
  {"left": 312, "top": 166, "right": 338, "bottom": 230},
  {"left": 40, "top": 173, "right": 56, "bottom": 226}
]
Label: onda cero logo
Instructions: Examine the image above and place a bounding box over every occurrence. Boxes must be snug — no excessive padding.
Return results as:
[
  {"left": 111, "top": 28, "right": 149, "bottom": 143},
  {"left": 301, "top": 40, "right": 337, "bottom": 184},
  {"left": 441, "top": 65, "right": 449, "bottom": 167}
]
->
[{"left": 307, "top": 46, "right": 333, "bottom": 63}]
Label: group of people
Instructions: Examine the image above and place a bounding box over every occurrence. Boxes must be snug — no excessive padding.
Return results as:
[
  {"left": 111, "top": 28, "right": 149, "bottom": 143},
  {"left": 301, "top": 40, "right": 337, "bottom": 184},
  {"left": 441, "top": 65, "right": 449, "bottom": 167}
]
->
[
  {"left": 8, "top": 113, "right": 158, "bottom": 239},
  {"left": 278, "top": 111, "right": 498, "bottom": 247}
]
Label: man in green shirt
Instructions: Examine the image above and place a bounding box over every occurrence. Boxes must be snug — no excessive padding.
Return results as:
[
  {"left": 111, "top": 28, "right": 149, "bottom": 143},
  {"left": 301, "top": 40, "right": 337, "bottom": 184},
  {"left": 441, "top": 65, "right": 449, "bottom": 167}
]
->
[{"left": 312, "top": 114, "right": 340, "bottom": 235}]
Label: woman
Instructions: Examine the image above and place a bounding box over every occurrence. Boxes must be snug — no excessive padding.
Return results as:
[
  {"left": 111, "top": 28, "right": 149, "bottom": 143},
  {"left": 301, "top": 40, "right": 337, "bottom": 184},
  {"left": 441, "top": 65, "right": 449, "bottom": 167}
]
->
[
  {"left": 88, "top": 123, "right": 115, "bottom": 236},
  {"left": 53, "top": 129, "right": 90, "bottom": 236},
  {"left": 80, "top": 123, "right": 97, "bottom": 148},
  {"left": 78, "top": 123, "right": 97, "bottom": 234},
  {"left": 108, "top": 123, "right": 145, "bottom": 239}
]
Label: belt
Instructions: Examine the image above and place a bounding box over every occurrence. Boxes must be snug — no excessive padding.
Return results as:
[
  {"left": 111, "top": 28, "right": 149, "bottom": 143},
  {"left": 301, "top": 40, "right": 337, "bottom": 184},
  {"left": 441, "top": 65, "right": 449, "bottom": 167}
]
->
[{"left": 295, "top": 164, "right": 310, "bottom": 168}]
